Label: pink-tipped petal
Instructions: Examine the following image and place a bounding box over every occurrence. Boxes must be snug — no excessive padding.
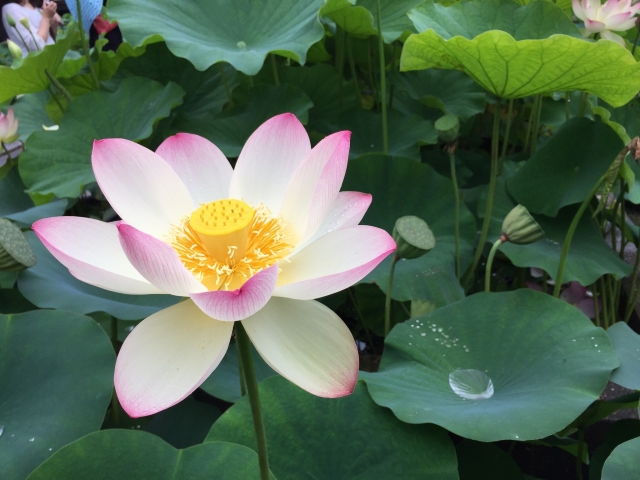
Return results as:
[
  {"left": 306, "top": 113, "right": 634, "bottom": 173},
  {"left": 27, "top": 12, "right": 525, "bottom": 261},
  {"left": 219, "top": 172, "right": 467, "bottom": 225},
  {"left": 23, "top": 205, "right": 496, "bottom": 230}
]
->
[
  {"left": 229, "top": 113, "right": 311, "bottom": 214},
  {"left": 92, "top": 139, "right": 195, "bottom": 239},
  {"left": 600, "top": 29, "right": 627, "bottom": 45},
  {"left": 115, "top": 300, "right": 233, "bottom": 417},
  {"left": 600, "top": 0, "right": 621, "bottom": 16},
  {"left": 33, "top": 217, "right": 161, "bottom": 295},
  {"left": 190, "top": 265, "right": 278, "bottom": 321},
  {"left": 605, "top": 11, "right": 632, "bottom": 28},
  {"left": 585, "top": 18, "right": 607, "bottom": 32},
  {"left": 576, "top": 298, "right": 597, "bottom": 319},
  {"left": 560, "top": 282, "right": 588, "bottom": 305},
  {"left": 242, "top": 297, "right": 358, "bottom": 398},
  {"left": 280, "top": 131, "right": 351, "bottom": 244},
  {"left": 156, "top": 133, "right": 233, "bottom": 205},
  {"left": 275, "top": 225, "right": 396, "bottom": 300},
  {"left": 118, "top": 223, "right": 206, "bottom": 296}
]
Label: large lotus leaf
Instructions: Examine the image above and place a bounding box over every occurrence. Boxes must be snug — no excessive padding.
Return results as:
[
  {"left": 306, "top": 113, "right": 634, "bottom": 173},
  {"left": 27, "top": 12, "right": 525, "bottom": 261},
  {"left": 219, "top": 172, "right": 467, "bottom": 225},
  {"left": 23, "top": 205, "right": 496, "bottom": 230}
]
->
[
  {"left": 408, "top": 0, "right": 579, "bottom": 40},
  {"left": 19, "top": 76, "right": 184, "bottom": 198},
  {"left": 26, "top": 431, "right": 275, "bottom": 480},
  {"left": 200, "top": 340, "right": 276, "bottom": 403},
  {"left": 0, "top": 310, "right": 115, "bottom": 480},
  {"left": 322, "top": 0, "right": 424, "bottom": 43},
  {"left": 206, "top": 376, "right": 459, "bottom": 480},
  {"left": 607, "top": 322, "right": 640, "bottom": 390},
  {"left": 114, "top": 42, "right": 238, "bottom": 119},
  {"left": 340, "top": 110, "right": 437, "bottom": 160},
  {"left": 108, "top": 0, "right": 324, "bottom": 75},
  {"left": 601, "top": 436, "right": 640, "bottom": 480},
  {"left": 279, "top": 64, "right": 358, "bottom": 132},
  {"left": 362, "top": 290, "right": 619, "bottom": 442},
  {"left": 481, "top": 171, "right": 632, "bottom": 284},
  {"left": 590, "top": 420, "right": 640, "bottom": 480},
  {"left": 0, "top": 169, "right": 67, "bottom": 227},
  {"left": 18, "top": 232, "right": 178, "bottom": 320},
  {"left": 167, "top": 84, "right": 312, "bottom": 158},
  {"left": 0, "top": 30, "right": 74, "bottom": 104},
  {"left": 507, "top": 117, "right": 624, "bottom": 217},
  {"left": 389, "top": 69, "right": 486, "bottom": 118},
  {"left": 342, "top": 155, "right": 472, "bottom": 304},
  {"left": 401, "top": 30, "right": 640, "bottom": 107}
]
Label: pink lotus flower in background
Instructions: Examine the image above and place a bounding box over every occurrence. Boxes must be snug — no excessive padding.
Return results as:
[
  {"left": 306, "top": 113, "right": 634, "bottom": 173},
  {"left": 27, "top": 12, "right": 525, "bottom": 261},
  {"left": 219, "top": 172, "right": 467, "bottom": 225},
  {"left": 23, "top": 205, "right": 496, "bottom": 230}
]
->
[
  {"left": 0, "top": 108, "right": 19, "bottom": 145},
  {"left": 572, "top": 0, "right": 640, "bottom": 46},
  {"left": 33, "top": 113, "right": 396, "bottom": 417}
]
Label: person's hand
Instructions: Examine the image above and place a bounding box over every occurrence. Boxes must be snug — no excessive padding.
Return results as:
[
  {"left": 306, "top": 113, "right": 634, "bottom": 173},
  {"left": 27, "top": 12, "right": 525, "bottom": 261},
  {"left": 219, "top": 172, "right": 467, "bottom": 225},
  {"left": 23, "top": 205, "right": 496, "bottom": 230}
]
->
[
  {"left": 42, "top": 0, "right": 57, "bottom": 20},
  {"left": 52, "top": 12, "right": 62, "bottom": 26}
]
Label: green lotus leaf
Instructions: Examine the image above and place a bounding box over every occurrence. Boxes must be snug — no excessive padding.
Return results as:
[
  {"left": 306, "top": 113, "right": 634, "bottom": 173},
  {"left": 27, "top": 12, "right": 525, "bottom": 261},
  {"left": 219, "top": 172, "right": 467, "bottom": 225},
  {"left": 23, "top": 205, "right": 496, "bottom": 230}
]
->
[
  {"left": 19, "top": 76, "right": 184, "bottom": 199},
  {"left": 607, "top": 322, "right": 640, "bottom": 390},
  {"left": 590, "top": 420, "right": 640, "bottom": 480},
  {"left": 206, "top": 376, "right": 459, "bottom": 480},
  {"left": 0, "top": 28, "right": 75, "bottom": 104},
  {"left": 200, "top": 340, "right": 276, "bottom": 403},
  {"left": 362, "top": 289, "right": 619, "bottom": 441},
  {"left": 322, "top": 0, "right": 424, "bottom": 43},
  {"left": 0, "top": 310, "right": 115, "bottom": 480},
  {"left": 507, "top": 118, "right": 624, "bottom": 217},
  {"left": 26, "top": 431, "right": 274, "bottom": 480},
  {"left": 408, "top": 0, "right": 579, "bottom": 40},
  {"left": 390, "top": 69, "right": 486, "bottom": 118},
  {"left": 18, "top": 232, "right": 178, "bottom": 320},
  {"left": 601, "top": 436, "right": 640, "bottom": 480},
  {"left": 107, "top": 0, "right": 325, "bottom": 75},
  {"left": 342, "top": 155, "right": 473, "bottom": 305},
  {"left": 401, "top": 30, "right": 640, "bottom": 107}
]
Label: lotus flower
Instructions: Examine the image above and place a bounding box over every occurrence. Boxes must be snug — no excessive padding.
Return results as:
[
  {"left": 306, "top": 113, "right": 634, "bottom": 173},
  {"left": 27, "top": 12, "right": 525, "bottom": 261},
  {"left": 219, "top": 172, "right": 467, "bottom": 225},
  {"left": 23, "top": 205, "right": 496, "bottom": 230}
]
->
[
  {"left": 33, "top": 114, "right": 396, "bottom": 417},
  {"left": 0, "top": 109, "right": 19, "bottom": 145},
  {"left": 572, "top": 0, "right": 640, "bottom": 46}
]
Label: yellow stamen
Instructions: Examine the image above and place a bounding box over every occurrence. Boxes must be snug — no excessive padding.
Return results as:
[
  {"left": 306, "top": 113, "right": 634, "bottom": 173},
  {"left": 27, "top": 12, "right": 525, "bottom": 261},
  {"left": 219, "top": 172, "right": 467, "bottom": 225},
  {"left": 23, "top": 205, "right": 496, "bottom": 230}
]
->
[{"left": 169, "top": 201, "right": 291, "bottom": 291}]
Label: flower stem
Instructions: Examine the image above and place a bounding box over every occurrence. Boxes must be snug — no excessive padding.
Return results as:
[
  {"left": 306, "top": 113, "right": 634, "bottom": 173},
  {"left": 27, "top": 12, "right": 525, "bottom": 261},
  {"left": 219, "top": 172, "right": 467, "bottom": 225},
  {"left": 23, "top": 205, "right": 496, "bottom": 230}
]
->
[
  {"left": 11, "top": 26, "right": 31, "bottom": 54},
  {"left": 75, "top": 0, "right": 100, "bottom": 89},
  {"left": 593, "top": 281, "right": 601, "bottom": 327},
  {"left": 499, "top": 98, "right": 514, "bottom": 173},
  {"left": 336, "top": 26, "right": 346, "bottom": 115},
  {"left": 45, "top": 69, "right": 73, "bottom": 103},
  {"left": 576, "top": 429, "right": 584, "bottom": 480},
  {"left": 485, "top": 238, "right": 503, "bottom": 292},
  {"left": 218, "top": 64, "right": 234, "bottom": 107},
  {"left": 384, "top": 254, "right": 399, "bottom": 336},
  {"left": 553, "top": 175, "right": 605, "bottom": 297},
  {"left": 448, "top": 148, "right": 461, "bottom": 278},
  {"left": 530, "top": 94, "right": 543, "bottom": 154},
  {"left": 375, "top": 0, "right": 388, "bottom": 154},
  {"left": 235, "top": 339, "right": 247, "bottom": 397},
  {"left": 235, "top": 323, "right": 270, "bottom": 480},
  {"left": 270, "top": 54, "right": 279, "bottom": 86},
  {"left": 26, "top": 29, "right": 41, "bottom": 51},
  {"left": 463, "top": 98, "right": 501, "bottom": 287},
  {"left": 346, "top": 35, "right": 363, "bottom": 107},
  {"left": 624, "top": 234, "right": 640, "bottom": 322},
  {"left": 110, "top": 316, "right": 118, "bottom": 349},
  {"left": 632, "top": 29, "right": 640, "bottom": 57},
  {"left": 348, "top": 287, "right": 377, "bottom": 354}
]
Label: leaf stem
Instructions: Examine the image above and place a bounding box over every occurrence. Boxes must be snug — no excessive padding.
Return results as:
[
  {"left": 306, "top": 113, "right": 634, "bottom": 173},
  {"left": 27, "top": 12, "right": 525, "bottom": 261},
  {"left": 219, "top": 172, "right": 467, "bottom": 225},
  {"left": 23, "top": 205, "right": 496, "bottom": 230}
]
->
[
  {"left": 218, "top": 64, "right": 234, "bottom": 107},
  {"left": 348, "top": 287, "right": 377, "bottom": 354},
  {"left": 236, "top": 323, "right": 270, "bottom": 480},
  {"left": 346, "top": 35, "right": 363, "bottom": 107},
  {"left": 110, "top": 316, "right": 118, "bottom": 350},
  {"left": 499, "top": 98, "right": 514, "bottom": 173},
  {"left": 624, "top": 234, "right": 640, "bottom": 322},
  {"left": 376, "top": 0, "right": 388, "bottom": 154},
  {"left": 530, "top": 94, "right": 543, "bottom": 154},
  {"left": 270, "top": 54, "right": 279, "bottom": 86},
  {"left": 384, "top": 254, "right": 399, "bottom": 336},
  {"left": 576, "top": 429, "right": 584, "bottom": 480},
  {"left": 448, "top": 148, "right": 461, "bottom": 278},
  {"left": 45, "top": 69, "right": 73, "bottom": 103},
  {"left": 463, "top": 98, "right": 502, "bottom": 287},
  {"left": 553, "top": 175, "right": 605, "bottom": 297},
  {"left": 75, "top": 0, "right": 100, "bottom": 89},
  {"left": 336, "top": 26, "right": 346, "bottom": 115},
  {"left": 485, "top": 239, "right": 503, "bottom": 292}
]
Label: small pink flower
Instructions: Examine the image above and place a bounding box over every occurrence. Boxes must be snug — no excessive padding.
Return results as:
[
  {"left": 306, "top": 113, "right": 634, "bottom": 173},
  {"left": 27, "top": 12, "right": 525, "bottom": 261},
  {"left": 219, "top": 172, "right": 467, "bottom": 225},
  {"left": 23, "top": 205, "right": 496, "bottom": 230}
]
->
[
  {"left": 573, "top": 0, "right": 640, "bottom": 46},
  {"left": 33, "top": 114, "right": 396, "bottom": 417},
  {"left": 0, "top": 109, "right": 19, "bottom": 145}
]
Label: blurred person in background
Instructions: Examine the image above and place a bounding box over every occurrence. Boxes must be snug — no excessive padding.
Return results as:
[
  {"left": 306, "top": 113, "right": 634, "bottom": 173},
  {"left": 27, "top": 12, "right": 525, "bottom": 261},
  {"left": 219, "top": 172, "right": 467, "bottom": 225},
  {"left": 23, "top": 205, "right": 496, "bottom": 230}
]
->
[{"left": 1, "top": 0, "right": 62, "bottom": 56}]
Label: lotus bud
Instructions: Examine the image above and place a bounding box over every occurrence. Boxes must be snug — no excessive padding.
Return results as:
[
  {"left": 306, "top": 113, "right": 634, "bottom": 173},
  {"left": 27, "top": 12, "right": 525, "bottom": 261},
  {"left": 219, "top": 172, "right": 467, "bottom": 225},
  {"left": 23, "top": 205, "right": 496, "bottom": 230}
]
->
[
  {"left": 0, "top": 109, "right": 19, "bottom": 145},
  {"left": 434, "top": 114, "right": 460, "bottom": 143},
  {"left": 5, "top": 13, "right": 16, "bottom": 27},
  {"left": 392, "top": 216, "right": 435, "bottom": 260},
  {"left": 501, "top": 205, "right": 544, "bottom": 245},
  {"left": 0, "top": 219, "right": 37, "bottom": 272},
  {"left": 410, "top": 299, "right": 436, "bottom": 318},
  {"left": 7, "top": 40, "right": 22, "bottom": 60},
  {"left": 19, "top": 17, "right": 29, "bottom": 29}
]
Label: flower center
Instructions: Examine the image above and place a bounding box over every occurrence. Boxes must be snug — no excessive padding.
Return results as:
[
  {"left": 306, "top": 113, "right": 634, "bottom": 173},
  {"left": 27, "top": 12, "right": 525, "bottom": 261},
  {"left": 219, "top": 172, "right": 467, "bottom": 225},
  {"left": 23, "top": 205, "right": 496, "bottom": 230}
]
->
[{"left": 169, "top": 199, "right": 291, "bottom": 291}]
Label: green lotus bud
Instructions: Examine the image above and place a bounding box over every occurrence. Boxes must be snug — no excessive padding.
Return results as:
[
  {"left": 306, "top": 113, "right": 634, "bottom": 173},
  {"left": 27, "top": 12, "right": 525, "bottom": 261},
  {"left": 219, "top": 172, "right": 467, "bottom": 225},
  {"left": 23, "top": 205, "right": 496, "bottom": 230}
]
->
[
  {"left": 7, "top": 40, "right": 22, "bottom": 60},
  {"left": 434, "top": 114, "right": 460, "bottom": 143},
  {"left": 392, "top": 215, "right": 435, "bottom": 260},
  {"left": 410, "top": 299, "right": 436, "bottom": 318},
  {"left": 501, "top": 205, "right": 544, "bottom": 245},
  {"left": 0, "top": 219, "right": 36, "bottom": 272},
  {"left": 5, "top": 13, "right": 16, "bottom": 27},
  {"left": 19, "top": 17, "right": 29, "bottom": 29}
]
